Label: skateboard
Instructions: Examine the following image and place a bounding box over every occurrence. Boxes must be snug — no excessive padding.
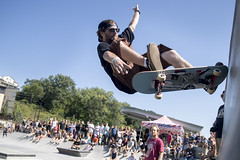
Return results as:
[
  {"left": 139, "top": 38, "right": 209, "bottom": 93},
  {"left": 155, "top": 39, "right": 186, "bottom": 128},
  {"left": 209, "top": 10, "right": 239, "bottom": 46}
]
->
[
  {"left": 83, "top": 145, "right": 92, "bottom": 151},
  {"left": 132, "top": 65, "right": 228, "bottom": 99}
]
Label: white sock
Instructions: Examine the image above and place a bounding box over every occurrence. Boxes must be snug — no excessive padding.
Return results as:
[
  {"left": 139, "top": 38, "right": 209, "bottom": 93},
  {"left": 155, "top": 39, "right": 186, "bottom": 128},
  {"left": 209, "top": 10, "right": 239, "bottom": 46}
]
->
[{"left": 144, "top": 58, "right": 148, "bottom": 68}]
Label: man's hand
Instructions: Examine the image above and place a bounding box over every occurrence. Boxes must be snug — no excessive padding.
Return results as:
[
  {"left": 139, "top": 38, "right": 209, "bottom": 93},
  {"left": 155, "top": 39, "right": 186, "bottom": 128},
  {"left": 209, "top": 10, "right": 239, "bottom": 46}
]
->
[
  {"left": 112, "top": 58, "right": 132, "bottom": 75},
  {"left": 133, "top": 4, "right": 139, "bottom": 12}
]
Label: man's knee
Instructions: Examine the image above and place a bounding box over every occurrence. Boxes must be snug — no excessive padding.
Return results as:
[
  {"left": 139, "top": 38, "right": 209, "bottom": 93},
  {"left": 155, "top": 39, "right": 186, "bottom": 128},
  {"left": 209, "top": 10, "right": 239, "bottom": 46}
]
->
[
  {"left": 110, "top": 38, "right": 127, "bottom": 57},
  {"left": 162, "top": 50, "right": 179, "bottom": 59},
  {"left": 161, "top": 50, "right": 180, "bottom": 64}
]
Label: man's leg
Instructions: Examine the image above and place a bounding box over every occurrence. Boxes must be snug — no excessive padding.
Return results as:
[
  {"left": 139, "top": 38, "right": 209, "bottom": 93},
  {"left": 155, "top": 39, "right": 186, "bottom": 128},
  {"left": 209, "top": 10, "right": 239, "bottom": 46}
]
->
[
  {"left": 118, "top": 41, "right": 145, "bottom": 67},
  {"left": 161, "top": 50, "right": 193, "bottom": 68},
  {"left": 112, "top": 40, "right": 160, "bottom": 70}
]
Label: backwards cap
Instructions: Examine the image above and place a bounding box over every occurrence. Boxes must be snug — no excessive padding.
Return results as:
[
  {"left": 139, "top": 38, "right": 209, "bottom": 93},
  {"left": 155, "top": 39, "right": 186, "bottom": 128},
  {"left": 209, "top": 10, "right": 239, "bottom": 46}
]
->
[{"left": 98, "top": 19, "right": 118, "bottom": 31}]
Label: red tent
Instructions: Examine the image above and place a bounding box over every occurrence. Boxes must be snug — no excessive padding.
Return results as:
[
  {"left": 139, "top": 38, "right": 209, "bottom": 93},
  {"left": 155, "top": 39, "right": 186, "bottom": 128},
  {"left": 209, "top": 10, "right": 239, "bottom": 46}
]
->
[{"left": 141, "top": 115, "right": 184, "bottom": 136}]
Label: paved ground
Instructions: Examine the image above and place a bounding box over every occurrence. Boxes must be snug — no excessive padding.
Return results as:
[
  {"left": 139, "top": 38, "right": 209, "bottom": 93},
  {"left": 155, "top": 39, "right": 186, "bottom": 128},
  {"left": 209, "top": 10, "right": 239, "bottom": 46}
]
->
[{"left": 0, "top": 130, "right": 143, "bottom": 160}]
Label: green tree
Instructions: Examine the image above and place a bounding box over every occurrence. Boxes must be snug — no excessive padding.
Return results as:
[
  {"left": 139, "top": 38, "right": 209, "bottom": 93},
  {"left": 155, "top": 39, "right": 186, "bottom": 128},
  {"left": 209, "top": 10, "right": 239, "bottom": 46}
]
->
[
  {"left": 2, "top": 100, "right": 9, "bottom": 117},
  {"left": 12, "top": 103, "right": 24, "bottom": 123},
  {"left": 21, "top": 83, "right": 45, "bottom": 103},
  {"left": 69, "top": 87, "right": 126, "bottom": 125},
  {"left": 41, "top": 74, "right": 76, "bottom": 116}
]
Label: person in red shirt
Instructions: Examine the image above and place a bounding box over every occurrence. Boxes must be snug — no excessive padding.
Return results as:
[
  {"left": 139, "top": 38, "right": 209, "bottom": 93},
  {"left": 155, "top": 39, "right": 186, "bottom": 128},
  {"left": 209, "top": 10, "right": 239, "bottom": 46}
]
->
[
  {"left": 145, "top": 125, "right": 164, "bottom": 160},
  {"left": 167, "top": 131, "right": 172, "bottom": 145}
]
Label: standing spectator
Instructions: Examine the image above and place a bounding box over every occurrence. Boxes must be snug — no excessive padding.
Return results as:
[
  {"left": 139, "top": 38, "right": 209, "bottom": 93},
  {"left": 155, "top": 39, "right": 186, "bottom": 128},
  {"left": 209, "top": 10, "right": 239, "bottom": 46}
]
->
[
  {"left": 136, "top": 128, "right": 143, "bottom": 143},
  {"left": 22, "top": 117, "right": 26, "bottom": 131},
  {"left": 145, "top": 124, "right": 164, "bottom": 160},
  {"left": 103, "top": 123, "right": 110, "bottom": 146},
  {"left": 88, "top": 121, "right": 94, "bottom": 138},
  {"left": 37, "top": 120, "right": 42, "bottom": 128},
  {"left": 81, "top": 121, "right": 86, "bottom": 138},
  {"left": 195, "top": 132, "right": 201, "bottom": 145},
  {"left": 85, "top": 121, "right": 89, "bottom": 138},
  {"left": 176, "top": 134, "right": 182, "bottom": 145},
  {"left": 65, "top": 120, "right": 69, "bottom": 132},
  {"left": 99, "top": 123, "right": 104, "bottom": 139},
  {"left": 68, "top": 121, "right": 75, "bottom": 134},
  {"left": 94, "top": 122, "right": 100, "bottom": 137},
  {"left": 188, "top": 132, "right": 194, "bottom": 144},
  {"left": 143, "top": 128, "right": 150, "bottom": 144},
  {"left": 118, "top": 126, "right": 124, "bottom": 138},
  {"left": 3, "top": 122, "right": 8, "bottom": 137},
  {"left": 131, "top": 128, "right": 137, "bottom": 151},
  {"left": 112, "top": 125, "right": 118, "bottom": 140},
  {"left": 34, "top": 120, "right": 39, "bottom": 128},
  {"left": 167, "top": 131, "right": 172, "bottom": 146},
  {"left": 51, "top": 117, "right": 58, "bottom": 132},
  {"left": 75, "top": 120, "right": 81, "bottom": 139},
  {"left": 183, "top": 133, "right": 189, "bottom": 155},
  {"left": 46, "top": 119, "right": 52, "bottom": 134},
  {"left": 11, "top": 121, "right": 15, "bottom": 133},
  {"left": 211, "top": 90, "right": 225, "bottom": 155},
  {"left": 185, "top": 143, "right": 194, "bottom": 160},
  {"left": 58, "top": 119, "right": 66, "bottom": 131}
]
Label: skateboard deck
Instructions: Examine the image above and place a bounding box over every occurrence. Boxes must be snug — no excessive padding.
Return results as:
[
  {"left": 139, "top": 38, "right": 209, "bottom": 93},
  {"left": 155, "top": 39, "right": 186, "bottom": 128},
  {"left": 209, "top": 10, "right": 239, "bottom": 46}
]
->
[{"left": 132, "top": 65, "right": 228, "bottom": 99}]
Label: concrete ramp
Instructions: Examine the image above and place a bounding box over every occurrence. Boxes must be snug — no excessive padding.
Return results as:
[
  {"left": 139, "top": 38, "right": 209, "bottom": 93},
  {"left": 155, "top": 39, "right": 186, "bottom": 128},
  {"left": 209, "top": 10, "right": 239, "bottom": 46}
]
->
[
  {"left": 57, "top": 147, "right": 91, "bottom": 157},
  {"left": 219, "top": 0, "right": 240, "bottom": 159},
  {"left": 0, "top": 148, "right": 36, "bottom": 160}
]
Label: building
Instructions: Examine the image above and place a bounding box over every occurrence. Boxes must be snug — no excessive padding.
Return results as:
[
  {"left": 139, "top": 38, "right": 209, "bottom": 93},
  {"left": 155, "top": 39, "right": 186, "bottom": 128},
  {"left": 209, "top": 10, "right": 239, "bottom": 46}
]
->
[
  {"left": 0, "top": 76, "right": 19, "bottom": 115},
  {"left": 121, "top": 106, "right": 203, "bottom": 134}
]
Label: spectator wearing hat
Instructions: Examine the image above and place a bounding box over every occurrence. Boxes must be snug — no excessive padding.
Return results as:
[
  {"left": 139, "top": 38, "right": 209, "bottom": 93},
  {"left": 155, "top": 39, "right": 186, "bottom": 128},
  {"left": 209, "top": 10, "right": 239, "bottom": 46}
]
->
[{"left": 94, "top": 122, "right": 100, "bottom": 137}]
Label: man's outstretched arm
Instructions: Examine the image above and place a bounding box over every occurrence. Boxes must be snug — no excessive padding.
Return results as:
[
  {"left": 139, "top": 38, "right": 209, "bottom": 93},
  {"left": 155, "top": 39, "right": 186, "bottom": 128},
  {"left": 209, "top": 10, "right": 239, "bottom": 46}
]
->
[{"left": 129, "top": 4, "right": 140, "bottom": 32}]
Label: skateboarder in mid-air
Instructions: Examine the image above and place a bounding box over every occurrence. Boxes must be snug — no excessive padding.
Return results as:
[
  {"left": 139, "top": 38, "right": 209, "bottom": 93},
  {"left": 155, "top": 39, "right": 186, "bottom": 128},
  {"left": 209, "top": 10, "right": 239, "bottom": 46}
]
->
[{"left": 97, "top": 4, "right": 192, "bottom": 94}]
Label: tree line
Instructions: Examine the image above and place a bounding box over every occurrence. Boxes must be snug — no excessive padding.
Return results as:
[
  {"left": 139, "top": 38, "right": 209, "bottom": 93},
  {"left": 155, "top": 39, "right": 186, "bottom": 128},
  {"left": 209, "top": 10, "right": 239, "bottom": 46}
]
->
[{"left": 15, "top": 74, "right": 141, "bottom": 128}]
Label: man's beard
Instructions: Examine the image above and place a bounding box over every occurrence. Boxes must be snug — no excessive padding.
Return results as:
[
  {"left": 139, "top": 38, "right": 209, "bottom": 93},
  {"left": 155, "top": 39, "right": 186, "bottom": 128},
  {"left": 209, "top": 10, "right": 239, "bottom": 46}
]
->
[{"left": 106, "top": 35, "right": 117, "bottom": 44}]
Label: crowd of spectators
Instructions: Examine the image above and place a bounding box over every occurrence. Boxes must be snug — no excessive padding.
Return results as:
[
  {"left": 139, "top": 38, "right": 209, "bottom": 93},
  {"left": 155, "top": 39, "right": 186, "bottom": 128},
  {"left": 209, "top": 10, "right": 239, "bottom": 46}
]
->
[{"left": 1, "top": 117, "right": 220, "bottom": 160}]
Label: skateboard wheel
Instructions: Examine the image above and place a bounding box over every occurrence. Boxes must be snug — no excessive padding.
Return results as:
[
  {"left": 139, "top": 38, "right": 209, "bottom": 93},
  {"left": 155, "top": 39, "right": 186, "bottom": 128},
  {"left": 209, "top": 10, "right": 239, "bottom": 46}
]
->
[
  {"left": 213, "top": 69, "right": 221, "bottom": 76},
  {"left": 155, "top": 93, "right": 162, "bottom": 99},
  {"left": 157, "top": 74, "right": 166, "bottom": 81},
  {"left": 207, "top": 88, "right": 216, "bottom": 94}
]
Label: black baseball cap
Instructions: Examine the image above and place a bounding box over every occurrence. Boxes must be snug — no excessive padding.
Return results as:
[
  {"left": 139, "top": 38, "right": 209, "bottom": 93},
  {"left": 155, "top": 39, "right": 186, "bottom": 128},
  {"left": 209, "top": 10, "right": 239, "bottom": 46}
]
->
[{"left": 98, "top": 19, "right": 118, "bottom": 31}]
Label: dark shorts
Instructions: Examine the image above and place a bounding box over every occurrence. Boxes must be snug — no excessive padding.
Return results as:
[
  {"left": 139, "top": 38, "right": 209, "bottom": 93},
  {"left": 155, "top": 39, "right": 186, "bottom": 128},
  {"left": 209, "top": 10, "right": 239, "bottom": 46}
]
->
[
  {"left": 110, "top": 39, "right": 172, "bottom": 93},
  {"left": 143, "top": 44, "right": 172, "bottom": 69}
]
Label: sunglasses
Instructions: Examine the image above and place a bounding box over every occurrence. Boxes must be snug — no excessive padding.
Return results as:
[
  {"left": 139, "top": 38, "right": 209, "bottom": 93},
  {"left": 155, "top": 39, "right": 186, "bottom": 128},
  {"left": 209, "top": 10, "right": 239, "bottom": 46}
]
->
[{"left": 107, "top": 28, "right": 120, "bottom": 33}]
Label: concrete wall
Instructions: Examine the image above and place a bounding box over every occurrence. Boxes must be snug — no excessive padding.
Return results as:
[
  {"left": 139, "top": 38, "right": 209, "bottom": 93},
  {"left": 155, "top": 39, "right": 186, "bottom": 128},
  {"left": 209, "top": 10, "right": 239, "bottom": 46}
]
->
[{"left": 219, "top": 0, "right": 240, "bottom": 159}]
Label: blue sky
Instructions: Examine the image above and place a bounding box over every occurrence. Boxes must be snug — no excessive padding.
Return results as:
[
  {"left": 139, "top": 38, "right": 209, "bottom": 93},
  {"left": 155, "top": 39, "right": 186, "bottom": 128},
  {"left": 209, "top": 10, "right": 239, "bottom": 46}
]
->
[{"left": 0, "top": 0, "right": 235, "bottom": 137}]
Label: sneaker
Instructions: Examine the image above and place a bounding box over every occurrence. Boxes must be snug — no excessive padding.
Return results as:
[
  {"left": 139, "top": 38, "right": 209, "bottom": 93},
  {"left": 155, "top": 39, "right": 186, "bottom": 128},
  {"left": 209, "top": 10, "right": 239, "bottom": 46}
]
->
[{"left": 147, "top": 43, "right": 163, "bottom": 70}]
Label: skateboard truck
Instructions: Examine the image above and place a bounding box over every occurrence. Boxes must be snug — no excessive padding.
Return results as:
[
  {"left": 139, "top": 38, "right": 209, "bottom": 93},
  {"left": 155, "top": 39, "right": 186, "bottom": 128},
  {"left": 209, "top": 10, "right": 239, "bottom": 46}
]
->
[
  {"left": 152, "top": 74, "right": 166, "bottom": 99},
  {"left": 205, "top": 69, "right": 222, "bottom": 94}
]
